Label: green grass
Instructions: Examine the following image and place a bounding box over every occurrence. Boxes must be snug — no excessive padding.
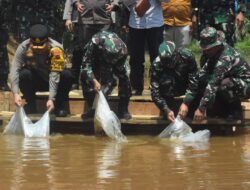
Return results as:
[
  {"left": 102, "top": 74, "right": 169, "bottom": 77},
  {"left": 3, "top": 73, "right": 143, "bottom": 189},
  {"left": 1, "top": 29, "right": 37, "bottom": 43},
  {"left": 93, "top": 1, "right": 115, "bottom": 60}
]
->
[{"left": 235, "top": 37, "right": 250, "bottom": 61}]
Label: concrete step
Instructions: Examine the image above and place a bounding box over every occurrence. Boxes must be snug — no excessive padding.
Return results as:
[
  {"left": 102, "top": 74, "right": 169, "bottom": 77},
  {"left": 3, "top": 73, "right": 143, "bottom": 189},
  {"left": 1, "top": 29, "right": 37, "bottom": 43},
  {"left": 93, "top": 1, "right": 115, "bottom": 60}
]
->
[
  {"left": 0, "top": 112, "right": 245, "bottom": 135},
  {"left": 2, "top": 91, "right": 250, "bottom": 118},
  {"left": 1, "top": 90, "right": 161, "bottom": 115}
]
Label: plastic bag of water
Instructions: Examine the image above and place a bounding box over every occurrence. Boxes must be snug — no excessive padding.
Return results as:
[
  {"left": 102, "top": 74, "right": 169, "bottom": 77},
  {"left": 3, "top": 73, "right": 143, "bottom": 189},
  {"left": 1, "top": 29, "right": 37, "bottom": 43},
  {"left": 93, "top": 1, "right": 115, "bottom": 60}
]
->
[
  {"left": 159, "top": 116, "right": 210, "bottom": 142},
  {"left": 159, "top": 116, "right": 192, "bottom": 138},
  {"left": 94, "top": 91, "right": 127, "bottom": 142},
  {"left": 3, "top": 107, "right": 50, "bottom": 137}
]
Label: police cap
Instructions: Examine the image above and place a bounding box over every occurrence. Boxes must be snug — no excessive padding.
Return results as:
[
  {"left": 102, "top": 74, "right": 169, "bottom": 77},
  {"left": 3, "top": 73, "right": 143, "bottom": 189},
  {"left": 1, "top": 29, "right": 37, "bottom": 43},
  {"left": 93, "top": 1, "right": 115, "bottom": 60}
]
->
[{"left": 30, "top": 24, "right": 49, "bottom": 44}]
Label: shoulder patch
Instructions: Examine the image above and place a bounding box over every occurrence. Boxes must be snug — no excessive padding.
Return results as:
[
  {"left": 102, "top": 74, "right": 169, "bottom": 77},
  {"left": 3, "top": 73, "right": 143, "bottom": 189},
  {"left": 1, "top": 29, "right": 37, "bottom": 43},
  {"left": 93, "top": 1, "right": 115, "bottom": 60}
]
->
[{"left": 50, "top": 47, "right": 65, "bottom": 72}]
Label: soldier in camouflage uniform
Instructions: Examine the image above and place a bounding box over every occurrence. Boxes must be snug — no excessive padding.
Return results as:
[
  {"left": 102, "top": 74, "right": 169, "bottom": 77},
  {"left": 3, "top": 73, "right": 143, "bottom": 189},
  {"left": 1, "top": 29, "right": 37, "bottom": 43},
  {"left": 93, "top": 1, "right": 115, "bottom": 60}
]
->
[
  {"left": 80, "top": 31, "right": 132, "bottom": 120},
  {"left": 0, "top": 0, "right": 11, "bottom": 91},
  {"left": 13, "top": 0, "right": 64, "bottom": 43},
  {"left": 150, "top": 41, "right": 197, "bottom": 122},
  {"left": 179, "top": 27, "right": 250, "bottom": 121},
  {"left": 193, "top": 0, "right": 246, "bottom": 46}
]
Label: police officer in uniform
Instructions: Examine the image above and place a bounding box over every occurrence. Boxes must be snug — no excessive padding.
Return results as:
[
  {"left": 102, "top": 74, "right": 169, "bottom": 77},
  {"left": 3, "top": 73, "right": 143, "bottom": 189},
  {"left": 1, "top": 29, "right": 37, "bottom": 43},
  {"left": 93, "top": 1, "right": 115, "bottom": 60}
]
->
[
  {"left": 80, "top": 31, "right": 132, "bottom": 120},
  {"left": 150, "top": 41, "right": 197, "bottom": 122},
  {"left": 10, "top": 24, "right": 74, "bottom": 117}
]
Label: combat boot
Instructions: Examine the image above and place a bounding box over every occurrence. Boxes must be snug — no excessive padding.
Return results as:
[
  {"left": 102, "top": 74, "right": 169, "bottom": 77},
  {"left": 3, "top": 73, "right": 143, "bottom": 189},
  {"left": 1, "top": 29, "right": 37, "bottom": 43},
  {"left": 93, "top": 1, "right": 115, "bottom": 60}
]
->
[
  {"left": 227, "top": 100, "right": 243, "bottom": 121},
  {"left": 81, "top": 109, "right": 95, "bottom": 119},
  {"left": 81, "top": 96, "right": 95, "bottom": 119},
  {"left": 118, "top": 97, "right": 132, "bottom": 120}
]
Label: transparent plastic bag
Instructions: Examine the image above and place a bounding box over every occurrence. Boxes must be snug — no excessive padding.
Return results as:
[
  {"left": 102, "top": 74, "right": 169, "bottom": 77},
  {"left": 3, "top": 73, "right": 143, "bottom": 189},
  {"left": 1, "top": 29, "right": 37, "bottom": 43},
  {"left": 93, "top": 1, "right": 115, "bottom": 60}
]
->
[
  {"left": 94, "top": 91, "right": 127, "bottom": 142},
  {"left": 3, "top": 107, "right": 24, "bottom": 136},
  {"left": 181, "top": 130, "right": 211, "bottom": 142},
  {"left": 159, "top": 116, "right": 192, "bottom": 138},
  {"left": 3, "top": 107, "right": 50, "bottom": 137},
  {"left": 159, "top": 116, "right": 210, "bottom": 142}
]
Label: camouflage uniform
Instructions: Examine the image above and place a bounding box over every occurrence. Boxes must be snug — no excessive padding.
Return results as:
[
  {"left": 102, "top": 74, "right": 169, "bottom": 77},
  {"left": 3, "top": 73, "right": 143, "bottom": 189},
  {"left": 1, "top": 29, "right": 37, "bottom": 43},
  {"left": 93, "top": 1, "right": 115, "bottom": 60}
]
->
[
  {"left": 80, "top": 31, "right": 132, "bottom": 119},
  {"left": 13, "top": 0, "right": 64, "bottom": 42},
  {"left": 193, "top": 0, "right": 246, "bottom": 46},
  {"left": 0, "top": 0, "right": 11, "bottom": 91},
  {"left": 183, "top": 27, "right": 250, "bottom": 118},
  {"left": 150, "top": 41, "right": 197, "bottom": 115}
]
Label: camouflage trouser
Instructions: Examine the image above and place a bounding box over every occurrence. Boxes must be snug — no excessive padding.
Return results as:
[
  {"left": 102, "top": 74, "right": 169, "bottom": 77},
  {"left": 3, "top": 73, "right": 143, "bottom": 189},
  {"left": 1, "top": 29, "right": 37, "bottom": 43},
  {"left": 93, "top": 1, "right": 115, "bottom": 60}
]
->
[
  {"left": 81, "top": 58, "right": 131, "bottom": 106},
  {"left": 0, "top": 29, "right": 9, "bottom": 84},
  {"left": 187, "top": 77, "right": 250, "bottom": 118},
  {"left": 219, "top": 77, "right": 250, "bottom": 101}
]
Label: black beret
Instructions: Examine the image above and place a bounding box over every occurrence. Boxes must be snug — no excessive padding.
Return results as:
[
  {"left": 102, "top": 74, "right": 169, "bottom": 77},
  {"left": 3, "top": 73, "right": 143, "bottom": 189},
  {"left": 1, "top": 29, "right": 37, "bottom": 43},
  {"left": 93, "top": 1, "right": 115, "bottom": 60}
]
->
[{"left": 29, "top": 24, "right": 49, "bottom": 43}]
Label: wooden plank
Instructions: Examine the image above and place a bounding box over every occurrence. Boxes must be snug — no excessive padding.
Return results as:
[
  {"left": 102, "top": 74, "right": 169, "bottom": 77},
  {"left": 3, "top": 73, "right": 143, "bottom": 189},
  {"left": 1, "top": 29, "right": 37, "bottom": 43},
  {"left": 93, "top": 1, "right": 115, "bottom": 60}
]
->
[
  {"left": 241, "top": 101, "right": 250, "bottom": 110},
  {"left": 35, "top": 90, "right": 184, "bottom": 102}
]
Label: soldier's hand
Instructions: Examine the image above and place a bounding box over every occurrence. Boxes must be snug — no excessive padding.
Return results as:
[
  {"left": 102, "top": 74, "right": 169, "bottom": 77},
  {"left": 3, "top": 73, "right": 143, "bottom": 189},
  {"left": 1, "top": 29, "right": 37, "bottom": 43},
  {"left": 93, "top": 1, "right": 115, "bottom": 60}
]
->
[
  {"left": 65, "top": 19, "right": 73, "bottom": 31},
  {"left": 193, "top": 108, "right": 206, "bottom": 122},
  {"left": 167, "top": 110, "right": 175, "bottom": 123},
  {"left": 14, "top": 93, "right": 23, "bottom": 107},
  {"left": 178, "top": 103, "right": 189, "bottom": 119},
  {"left": 76, "top": 2, "right": 84, "bottom": 13},
  {"left": 93, "top": 79, "right": 101, "bottom": 92},
  {"left": 46, "top": 100, "right": 54, "bottom": 113},
  {"left": 105, "top": 4, "right": 113, "bottom": 13},
  {"left": 236, "top": 12, "right": 245, "bottom": 29}
]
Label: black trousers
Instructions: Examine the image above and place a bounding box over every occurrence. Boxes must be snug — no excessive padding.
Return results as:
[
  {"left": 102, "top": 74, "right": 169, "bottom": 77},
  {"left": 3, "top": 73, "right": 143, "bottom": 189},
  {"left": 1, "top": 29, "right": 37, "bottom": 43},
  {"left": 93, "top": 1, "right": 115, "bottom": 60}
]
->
[
  {"left": 19, "top": 68, "right": 74, "bottom": 112},
  {"left": 128, "top": 26, "right": 164, "bottom": 92}
]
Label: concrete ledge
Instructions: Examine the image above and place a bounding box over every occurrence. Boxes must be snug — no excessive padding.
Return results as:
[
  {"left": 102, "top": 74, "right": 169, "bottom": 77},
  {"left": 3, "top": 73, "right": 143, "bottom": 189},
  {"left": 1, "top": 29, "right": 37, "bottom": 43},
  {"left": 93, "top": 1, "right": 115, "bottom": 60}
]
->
[{"left": 0, "top": 111, "right": 245, "bottom": 136}]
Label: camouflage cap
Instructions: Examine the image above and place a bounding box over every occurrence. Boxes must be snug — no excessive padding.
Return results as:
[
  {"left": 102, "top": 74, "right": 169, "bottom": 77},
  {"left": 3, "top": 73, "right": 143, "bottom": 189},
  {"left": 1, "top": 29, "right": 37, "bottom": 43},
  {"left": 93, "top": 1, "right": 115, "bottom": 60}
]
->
[
  {"left": 199, "top": 27, "right": 222, "bottom": 50},
  {"left": 158, "top": 41, "right": 176, "bottom": 59},
  {"left": 92, "top": 31, "right": 121, "bottom": 54},
  {"left": 158, "top": 41, "right": 176, "bottom": 68}
]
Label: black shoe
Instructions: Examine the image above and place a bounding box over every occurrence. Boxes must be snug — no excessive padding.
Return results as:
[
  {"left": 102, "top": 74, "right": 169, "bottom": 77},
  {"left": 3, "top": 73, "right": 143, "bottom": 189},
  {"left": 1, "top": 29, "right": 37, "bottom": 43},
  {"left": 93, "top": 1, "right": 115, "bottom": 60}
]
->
[
  {"left": 71, "top": 83, "right": 79, "bottom": 90},
  {"left": 0, "top": 83, "right": 10, "bottom": 91},
  {"left": 131, "top": 89, "right": 142, "bottom": 96},
  {"left": 118, "top": 111, "right": 132, "bottom": 120},
  {"left": 81, "top": 109, "right": 95, "bottom": 119},
  {"left": 55, "top": 109, "right": 68, "bottom": 117},
  {"left": 227, "top": 111, "right": 243, "bottom": 121}
]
